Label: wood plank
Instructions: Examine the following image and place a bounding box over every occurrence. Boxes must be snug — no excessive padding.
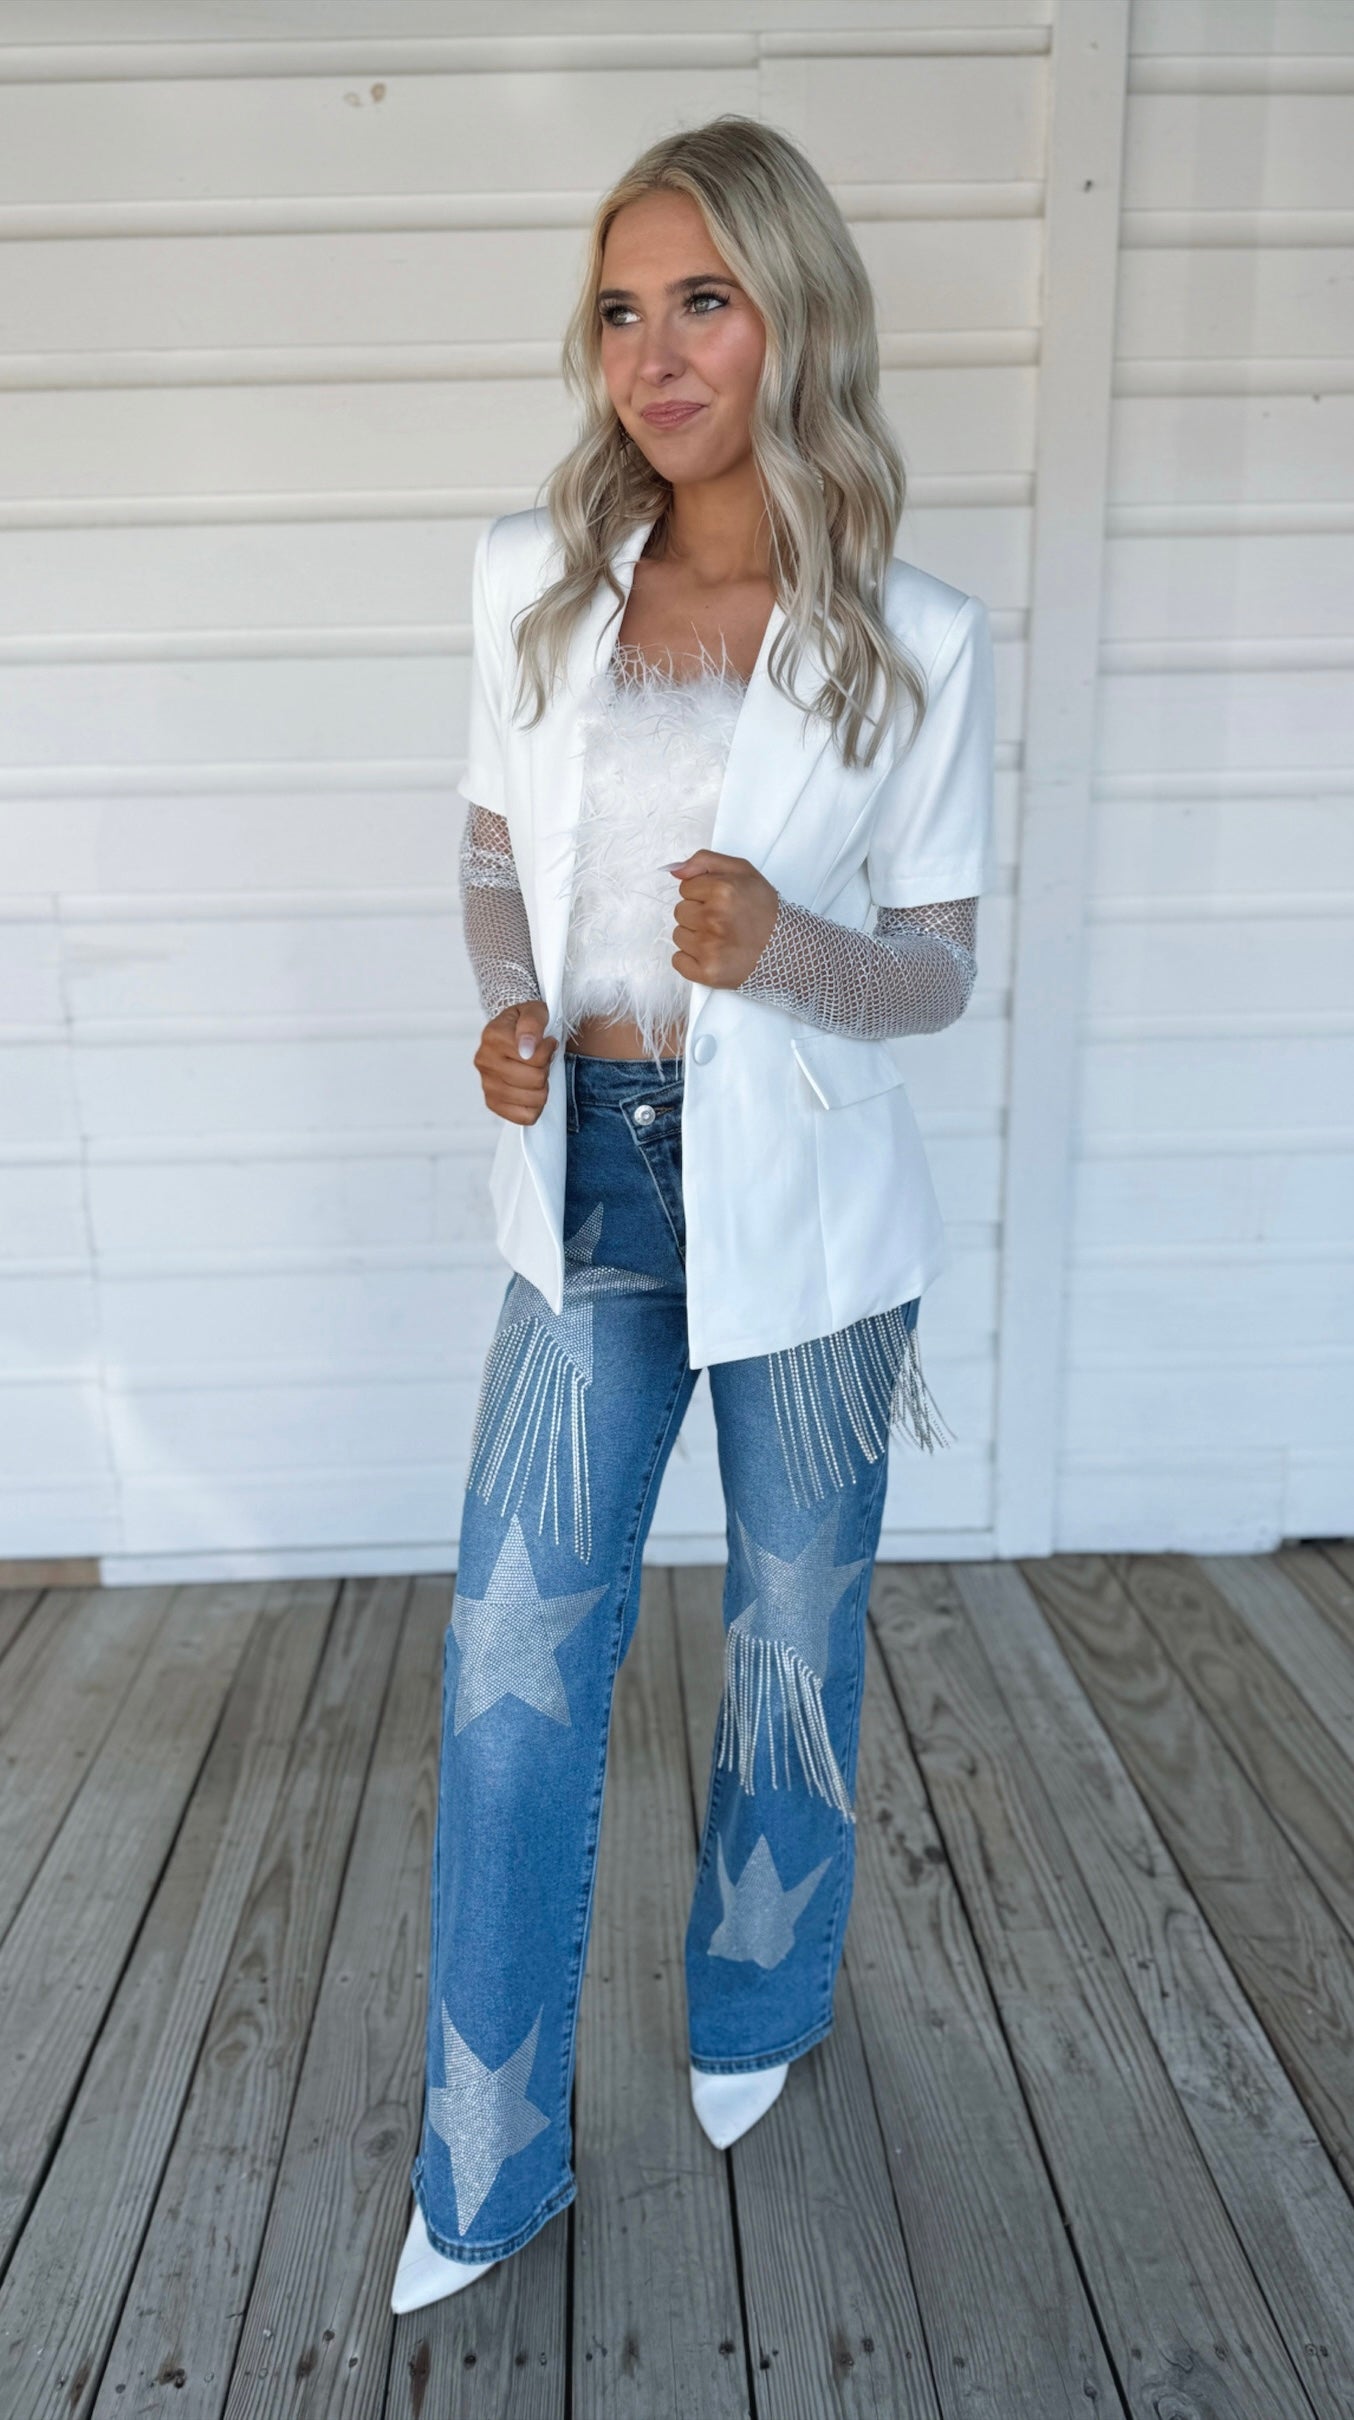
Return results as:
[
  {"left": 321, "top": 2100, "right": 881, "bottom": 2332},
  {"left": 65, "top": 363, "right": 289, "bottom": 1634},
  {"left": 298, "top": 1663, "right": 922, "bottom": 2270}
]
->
[
  {"left": 88, "top": 1575, "right": 407, "bottom": 2420},
  {"left": 0, "top": 1583, "right": 176, "bottom": 1940},
  {"left": 1296, "top": 1544, "right": 1354, "bottom": 1644},
  {"left": 224, "top": 1580, "right": 450, "bottom": 2420},
  {"left": 1201, "top": 1549, "right": 1354, "bottom": 1760},
  {"left": 0, "top": 1585, "right": 42, "bottom": 1667},
  {"left": 0, "top": 1580, "right": 263, "bottom": 2263},
  {"left": 1019, "top": 1553, "right": 1354, "bottom": 2195},
  {"left": 672, "top": 1563, "right": 943, "bottom": 2419},
  {"left": 956, "top": 1556, "right": 1354, "bottom": 2420},
  {"left": 1112, "top": 1552, "right": 1354, "bottom": 1943},
  {"left": 871, "top": 1560, "right": 1308, "bottom": 2418},
  {"left": 0, "top": 1579, "right": 334, "bottom": 2420},
  {"left": 573, "top": 1569, "right": 748, "bottom": 2418},
  {"left": 851, "top": 1589, "right": 1123, "bottom": 2416}
]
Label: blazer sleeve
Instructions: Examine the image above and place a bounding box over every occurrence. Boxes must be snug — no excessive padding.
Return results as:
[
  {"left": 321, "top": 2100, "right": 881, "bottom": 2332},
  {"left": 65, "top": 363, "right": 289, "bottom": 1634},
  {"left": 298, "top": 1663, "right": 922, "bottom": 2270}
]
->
[
  {"left": 865, "top": 593, "right": 996, "bottom": 908},
  {"left": 455, "top": 518, "right": 510, "bottom": 816}
]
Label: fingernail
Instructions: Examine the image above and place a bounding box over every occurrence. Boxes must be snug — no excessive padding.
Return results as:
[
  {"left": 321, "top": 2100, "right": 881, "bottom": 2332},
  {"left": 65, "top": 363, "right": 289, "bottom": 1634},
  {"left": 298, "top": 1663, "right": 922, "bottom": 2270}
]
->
[
  {"left": 663, "top": 860, "right": 686, "bottom": 872},
  {"left": 517, "top": 1035, "right": 537, "bottom": 1058}
]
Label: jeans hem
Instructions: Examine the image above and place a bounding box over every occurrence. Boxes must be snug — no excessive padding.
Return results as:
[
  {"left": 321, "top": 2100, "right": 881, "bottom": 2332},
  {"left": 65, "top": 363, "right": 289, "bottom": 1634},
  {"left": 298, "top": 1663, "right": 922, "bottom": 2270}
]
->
[
  {"left": 688, "top": 2009, "right": 835, "bottom": 2074},
  {"left": 411, "top": 2157, "right": 576, "bottom": 2261}
]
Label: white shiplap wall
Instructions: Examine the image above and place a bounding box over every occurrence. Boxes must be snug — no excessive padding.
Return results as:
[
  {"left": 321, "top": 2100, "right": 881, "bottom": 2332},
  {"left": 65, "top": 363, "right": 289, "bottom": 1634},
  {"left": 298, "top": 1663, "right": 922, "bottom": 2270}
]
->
[
  {"left": 0, "top": 0, "right": 1346, "bottom": 1578},
  {"left": 1058, "top": 0, "right": 1354, "bottom": 1551}
]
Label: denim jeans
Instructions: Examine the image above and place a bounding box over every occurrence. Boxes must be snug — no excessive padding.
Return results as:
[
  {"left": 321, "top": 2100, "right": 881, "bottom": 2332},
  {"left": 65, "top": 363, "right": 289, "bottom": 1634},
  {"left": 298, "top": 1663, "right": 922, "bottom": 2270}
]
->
[{"left": 411, "top": 1048, "right": 926, "bottom": 2261}]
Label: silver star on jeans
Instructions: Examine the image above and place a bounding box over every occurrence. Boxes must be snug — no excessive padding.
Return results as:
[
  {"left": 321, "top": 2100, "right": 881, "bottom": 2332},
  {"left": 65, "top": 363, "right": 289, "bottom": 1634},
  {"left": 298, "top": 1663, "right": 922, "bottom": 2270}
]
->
[
  {"left": 427, "top": 2001, "right": 551, "bottom": 2237},
  {"left": 450, "top": 1513, "right": 606, "bottom": 1734}
]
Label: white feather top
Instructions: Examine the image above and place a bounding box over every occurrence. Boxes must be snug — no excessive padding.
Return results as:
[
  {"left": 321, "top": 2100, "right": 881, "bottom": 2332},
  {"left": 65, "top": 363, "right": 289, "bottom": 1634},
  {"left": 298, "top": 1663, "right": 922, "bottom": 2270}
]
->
[{"left": 560, "top": 641, "right": 746, "bottom": 1061}]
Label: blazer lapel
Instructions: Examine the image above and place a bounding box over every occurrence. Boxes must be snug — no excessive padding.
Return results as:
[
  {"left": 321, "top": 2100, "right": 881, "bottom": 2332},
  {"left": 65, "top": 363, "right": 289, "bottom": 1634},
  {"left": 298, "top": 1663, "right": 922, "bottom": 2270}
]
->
[{"left": 527, "top": 512, "right": 839, "bottom": 1036}]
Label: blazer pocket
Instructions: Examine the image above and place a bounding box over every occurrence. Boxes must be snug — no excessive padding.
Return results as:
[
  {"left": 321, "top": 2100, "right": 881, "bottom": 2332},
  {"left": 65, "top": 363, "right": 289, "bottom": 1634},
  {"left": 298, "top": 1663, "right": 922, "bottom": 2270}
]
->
[{"left": 790, "top": 1031, "right": 909, "bottom": 1110}]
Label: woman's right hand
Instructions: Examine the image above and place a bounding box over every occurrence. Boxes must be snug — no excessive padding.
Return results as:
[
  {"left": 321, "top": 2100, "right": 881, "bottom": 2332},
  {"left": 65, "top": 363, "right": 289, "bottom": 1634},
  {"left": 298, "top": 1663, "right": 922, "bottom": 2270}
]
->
[{"left": 474, "top": 1000, "right": 558, "bottom": 1123}]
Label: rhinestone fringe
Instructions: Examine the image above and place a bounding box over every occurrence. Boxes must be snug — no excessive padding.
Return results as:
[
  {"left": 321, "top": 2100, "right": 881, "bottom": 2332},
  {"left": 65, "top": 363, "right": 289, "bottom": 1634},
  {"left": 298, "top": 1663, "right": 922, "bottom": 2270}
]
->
[
  {"left": 765, "top": 1300, "right": 955, "bottom": 1511},
  {"left": 464, "top": 1318, "right": 594, "bottom": 1565},
  {"left": 714, "top": 1630, "right": 858, "bottom": 1823}
]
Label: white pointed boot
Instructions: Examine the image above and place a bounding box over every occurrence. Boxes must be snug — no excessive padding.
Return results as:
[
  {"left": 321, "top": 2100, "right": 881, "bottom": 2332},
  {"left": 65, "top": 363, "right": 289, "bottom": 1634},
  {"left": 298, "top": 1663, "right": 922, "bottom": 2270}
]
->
[
  {"left": 390, "top": 2201, "right": 500, "bottom": 2314},
  {"left": 689, "top": 2059, "right": 789, "bottom": 2149}
]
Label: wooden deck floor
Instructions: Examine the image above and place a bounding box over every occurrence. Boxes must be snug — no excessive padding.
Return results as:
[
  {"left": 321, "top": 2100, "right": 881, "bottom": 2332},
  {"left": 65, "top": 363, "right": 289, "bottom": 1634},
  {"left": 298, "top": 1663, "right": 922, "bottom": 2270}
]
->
[{"left": 2, "top": 1544, "right": 1354, "bottom": 2418}]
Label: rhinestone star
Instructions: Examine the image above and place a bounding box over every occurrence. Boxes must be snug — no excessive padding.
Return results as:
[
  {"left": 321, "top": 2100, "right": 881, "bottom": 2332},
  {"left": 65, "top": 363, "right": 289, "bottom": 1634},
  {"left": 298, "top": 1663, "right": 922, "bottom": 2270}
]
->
[
  {"left": 450, "top": 1513, "right": 606, "bottom": 1734},
  {"left": 499, "top": 1201, "right": 664, "bottom": 1388},
  {"left": 707, "top": 1833, "right": 833, "bottom": 1969},
  {"left": 728, "top": 1503, "right": 869, "bottom": 1682},
  {"left": 427, "top": 2001, "right": 551, "bottom": 2237}
]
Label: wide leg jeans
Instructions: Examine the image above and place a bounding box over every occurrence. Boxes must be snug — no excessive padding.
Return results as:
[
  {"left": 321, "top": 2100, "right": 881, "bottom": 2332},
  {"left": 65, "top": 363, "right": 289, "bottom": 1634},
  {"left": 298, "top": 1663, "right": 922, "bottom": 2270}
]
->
[{"left": 411, "top": 1048, "right": 927, "bottom": 2261}]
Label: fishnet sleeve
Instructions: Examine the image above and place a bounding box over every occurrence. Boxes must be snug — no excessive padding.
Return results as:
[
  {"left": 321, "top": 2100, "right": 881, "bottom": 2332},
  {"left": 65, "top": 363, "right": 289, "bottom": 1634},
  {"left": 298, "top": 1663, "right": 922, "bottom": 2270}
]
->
[
  {"left": 458, "top": 800, "right": 544, "bottom": 1019},
  {"left": 735, "top": 894, "right": 977, "bottom": 1037}
]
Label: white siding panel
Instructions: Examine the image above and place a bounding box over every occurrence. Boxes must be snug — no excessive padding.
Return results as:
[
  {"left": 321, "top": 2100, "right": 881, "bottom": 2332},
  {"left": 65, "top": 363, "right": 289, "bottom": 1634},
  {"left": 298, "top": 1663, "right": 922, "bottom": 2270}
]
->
[
  {"left": 1111, "top": 395, "right": 1354, "bottom": 501},
  {"left": 1124, "top": 99, "right": 1354, "bottom": 211},
  {"left": 1117, "top": 249, "right": 1354, "bottom": 362},
  {"left": 0, "top": 66, "right": 758, "bottom": 202},
  {"left": 3, "top": 2, "right": 1346, "bottom": 1572}
]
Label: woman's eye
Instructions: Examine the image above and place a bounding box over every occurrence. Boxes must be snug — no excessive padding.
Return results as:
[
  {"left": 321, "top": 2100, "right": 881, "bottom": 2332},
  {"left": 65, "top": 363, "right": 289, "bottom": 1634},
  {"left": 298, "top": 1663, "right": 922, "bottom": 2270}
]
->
[{"left": 598, "top": 291, "right": 729, "bottom": 328}]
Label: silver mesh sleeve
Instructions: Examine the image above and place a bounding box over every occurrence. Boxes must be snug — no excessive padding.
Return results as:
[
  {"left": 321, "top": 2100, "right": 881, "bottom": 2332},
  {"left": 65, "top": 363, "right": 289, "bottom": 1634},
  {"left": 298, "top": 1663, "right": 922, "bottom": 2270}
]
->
[
  {"left": 458, "top": 800, "right": 544, "bottom": 1019},
  {"left": 735, "top": 894, "right": 977, "bottom": 1037}
]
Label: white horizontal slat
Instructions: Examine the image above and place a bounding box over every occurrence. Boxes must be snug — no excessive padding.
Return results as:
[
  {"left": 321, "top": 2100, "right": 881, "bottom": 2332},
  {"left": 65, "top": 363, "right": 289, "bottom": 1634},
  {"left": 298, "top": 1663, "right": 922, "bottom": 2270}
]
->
[
  {"left": 1077, "top": 1035, "right": 1354, "bottom": 1141},
  {"left": 1117, "top": 248, "right": 1354, "bottom": 360},
  {"left": 0, "top": 521, "right": 481, "bottom": 636},
  {"left": 1124, "top": 97, "right": 1354, "bottom": 211},
  {"left": 0, "top": 657, "right": 466, "bottom": 768},
  {"left": 61, "top": 1020, "right": 1006, "bottom": 1149},
  {"left": 0, "top": 1165, "right": 89, "bottom": 1256},
  {"left": 1089, "top": 793, "right": 1354, "bottom": 896},
  {"left": 58, "top": 911, "right": 482, "bottom": 1020},
  {"left": 1132, "top": 3, "right": 1354, "bottom": 56},
  {"left": 794, "top": 53, "right": 1046, "bottom": 182},
  {"left": 0, "top": 629, "right": 1023, "bottom": 771},
  {"left": 0, "top": 791, "right": 461, "bottom": 889},
  {"left": 0, "top": 370, "right": 1034, "bottom": 502},
  {"left": 1101, "top": 533, "right": 1354, "bottom": 642},
  {"left": 0, "top": 221, "right": 1038, "bottom": 355},
  {"left": 1093, "top": 668, "right": 1354, "bottom": 775},
  {"left": 1064, "top": 1356, "right": 1352, "bottom": 1454},
  {"left": 0, "top": 507, "right": 1025, "bottom": 638},
  {"left": 1071, "top": 1152, "right": 1354, "bottom": 1248},
  {"left": 1055, "top": 1452, "right": 1286, "bottom": 1554},
  {"left": 1066, "top": 1255, "right": 1354, "bottom": 1351},
  {"left": 0, "top": 2, "right": 1053, "bottom": 46},
  {"left": 1083, "top": 918, "right": 1354, "bottom": 1017},
  {"left": 1284, "top": 1455, "right": 1354, "bottom": 1537},
  {"left": 1110, "top": 395, "right": 1354, "bottom": 501},
  {"left": 0, "top": 63, "right": 757, "bottom": 204}
]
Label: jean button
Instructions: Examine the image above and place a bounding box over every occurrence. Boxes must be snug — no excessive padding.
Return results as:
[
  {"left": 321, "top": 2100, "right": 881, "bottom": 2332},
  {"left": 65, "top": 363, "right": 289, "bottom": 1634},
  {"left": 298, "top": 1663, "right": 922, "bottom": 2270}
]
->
[
  {"left": 633, "top": 1102, "right": 656, "bottom": 1125},
  {"left": 692, "top": 1034, "right": 717, "bottom": 1065}
]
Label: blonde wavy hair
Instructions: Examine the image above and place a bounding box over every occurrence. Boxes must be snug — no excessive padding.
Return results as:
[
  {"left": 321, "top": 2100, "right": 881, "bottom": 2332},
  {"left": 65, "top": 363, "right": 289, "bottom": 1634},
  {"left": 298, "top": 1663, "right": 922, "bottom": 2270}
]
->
[{"left": 509, "top": 114, "right": 925, "bottom": 772}]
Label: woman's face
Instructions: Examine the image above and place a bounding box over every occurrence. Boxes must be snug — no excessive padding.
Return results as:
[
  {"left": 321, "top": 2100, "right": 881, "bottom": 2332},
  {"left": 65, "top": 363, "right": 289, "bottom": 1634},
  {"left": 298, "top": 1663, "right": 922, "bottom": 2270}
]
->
[{"left": 596, "top": 189, "right": 767, "bottom": 486}]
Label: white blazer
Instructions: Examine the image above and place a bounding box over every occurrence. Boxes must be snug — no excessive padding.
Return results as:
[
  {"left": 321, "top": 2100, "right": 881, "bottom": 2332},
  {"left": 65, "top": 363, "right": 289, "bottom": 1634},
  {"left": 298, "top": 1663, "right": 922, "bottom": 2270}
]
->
[{"left": 458, "top": 505, "right": 996, "bottom": 1370}]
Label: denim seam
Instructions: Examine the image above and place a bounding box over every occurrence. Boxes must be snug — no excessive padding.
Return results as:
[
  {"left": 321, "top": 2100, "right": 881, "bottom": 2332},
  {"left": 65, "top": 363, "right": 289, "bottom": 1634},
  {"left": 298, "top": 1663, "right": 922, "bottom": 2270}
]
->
[{"left": 623, "top": 1120, "right": 688, "bottom": 1269}]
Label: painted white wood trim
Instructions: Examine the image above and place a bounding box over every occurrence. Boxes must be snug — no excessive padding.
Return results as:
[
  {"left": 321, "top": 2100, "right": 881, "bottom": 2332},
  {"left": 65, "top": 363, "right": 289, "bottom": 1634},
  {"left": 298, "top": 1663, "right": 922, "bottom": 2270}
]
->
[{"left": 993, "top": 0, "right": 1131, "bottom": 1555}]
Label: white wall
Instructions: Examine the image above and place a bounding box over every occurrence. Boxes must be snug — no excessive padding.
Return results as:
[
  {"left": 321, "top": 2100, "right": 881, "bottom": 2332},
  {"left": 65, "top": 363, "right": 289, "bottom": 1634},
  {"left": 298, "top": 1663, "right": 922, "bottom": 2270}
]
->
[{"left": 0, "top": 0, "right": 1347, "bottom": 1578}]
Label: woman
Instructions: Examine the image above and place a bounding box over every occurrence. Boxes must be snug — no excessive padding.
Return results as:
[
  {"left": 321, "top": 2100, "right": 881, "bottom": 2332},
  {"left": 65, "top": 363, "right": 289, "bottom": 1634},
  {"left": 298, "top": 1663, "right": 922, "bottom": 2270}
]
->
[{"left": 393, "top": 114, "right": 994, "bottom": 2314}]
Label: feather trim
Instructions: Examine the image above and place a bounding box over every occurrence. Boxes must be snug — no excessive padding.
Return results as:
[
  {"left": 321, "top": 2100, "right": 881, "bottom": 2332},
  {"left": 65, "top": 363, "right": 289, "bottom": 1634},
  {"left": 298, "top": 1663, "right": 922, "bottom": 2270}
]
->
[{"left": 560, "top": 646, "right": 746, "bottom": 1067}]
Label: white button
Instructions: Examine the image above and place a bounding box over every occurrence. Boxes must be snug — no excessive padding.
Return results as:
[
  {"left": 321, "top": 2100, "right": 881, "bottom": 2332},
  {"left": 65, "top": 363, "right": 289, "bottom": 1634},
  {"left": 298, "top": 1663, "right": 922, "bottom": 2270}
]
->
[
  {"left": 633, "top": 1102, "right": 656, "bottom": 1125},
  {"left": 692, "top": 1034, "right": 717, "bottom": 1065}
]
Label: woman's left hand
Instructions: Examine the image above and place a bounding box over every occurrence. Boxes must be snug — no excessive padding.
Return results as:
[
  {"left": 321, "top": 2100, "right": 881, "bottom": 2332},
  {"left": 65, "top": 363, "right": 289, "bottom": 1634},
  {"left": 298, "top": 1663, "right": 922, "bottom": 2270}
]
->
[{"left": 667, "top": 849, "right": 780, "bottom": 989}]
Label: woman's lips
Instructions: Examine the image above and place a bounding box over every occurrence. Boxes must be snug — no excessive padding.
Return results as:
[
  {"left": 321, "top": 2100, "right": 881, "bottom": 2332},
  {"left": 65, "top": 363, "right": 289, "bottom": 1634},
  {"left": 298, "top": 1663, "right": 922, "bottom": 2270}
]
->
[{"left": 639, "top": 402, "right": 705, "bottom": 428}]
